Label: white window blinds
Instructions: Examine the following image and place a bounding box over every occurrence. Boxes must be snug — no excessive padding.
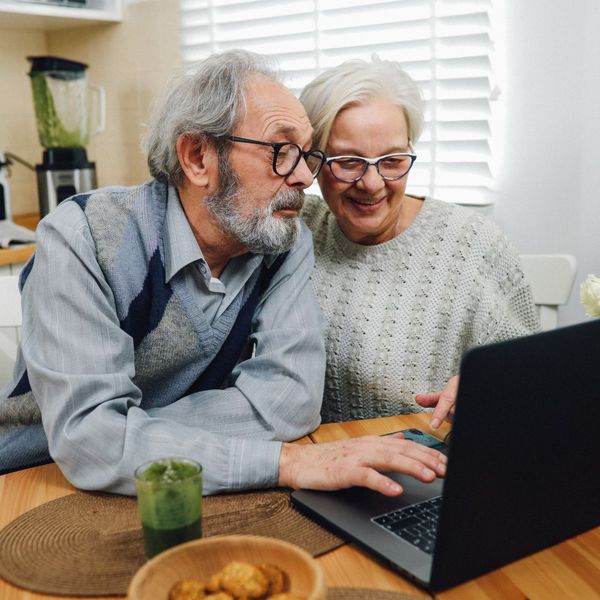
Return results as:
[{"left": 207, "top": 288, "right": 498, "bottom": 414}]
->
[{"left": 179, "top": 0, "right": 496, "bottom": 205}]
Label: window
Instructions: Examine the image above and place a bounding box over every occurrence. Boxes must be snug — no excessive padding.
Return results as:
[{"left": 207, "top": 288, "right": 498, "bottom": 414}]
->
[{"left": 179, "top": 0, "right": 497, "bottom": 205}]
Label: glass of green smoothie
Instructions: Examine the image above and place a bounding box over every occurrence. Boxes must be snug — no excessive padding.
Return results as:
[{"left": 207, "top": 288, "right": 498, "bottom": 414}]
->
[{"left": 135, "top": 458, "right": 203, "bottom": 559}]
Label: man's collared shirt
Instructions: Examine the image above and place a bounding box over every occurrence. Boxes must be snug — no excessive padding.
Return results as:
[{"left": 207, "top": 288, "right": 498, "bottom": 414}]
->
[
  {"left": 164, "top": 190, "right": 270, "bottom": 324},
  {"left": 15, "top": 183, "right": 326, "bottom": 495}
]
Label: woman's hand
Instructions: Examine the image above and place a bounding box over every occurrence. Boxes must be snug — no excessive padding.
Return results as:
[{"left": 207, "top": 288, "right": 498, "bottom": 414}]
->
[
  {"left": 278, "top": 433, "right": 447, "bottom": 497},
  {"left": 415, "top": 375, "right": 460, "bottom": 429}
]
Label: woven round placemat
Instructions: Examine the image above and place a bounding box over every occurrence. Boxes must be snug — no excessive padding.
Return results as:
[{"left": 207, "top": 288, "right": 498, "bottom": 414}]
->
[
  {"left": 203, "top": 488, "right": 344, "bottom": 557},
  {"left": 0, "top": 489, "right": 344, "bottom": 596},
  {"left": 328, "top": 588, "right": 429, "bottom": 600}
]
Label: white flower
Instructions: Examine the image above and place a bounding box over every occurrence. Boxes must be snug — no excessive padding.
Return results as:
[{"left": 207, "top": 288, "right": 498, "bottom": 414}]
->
[{"left": 580, "top": 274, "right": 600, "bottom": 317}]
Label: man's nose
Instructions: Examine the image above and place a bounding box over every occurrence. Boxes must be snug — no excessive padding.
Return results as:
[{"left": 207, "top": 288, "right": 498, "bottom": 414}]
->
[{"left": 285, "top": 156, "right": 314, "bottom": 189}]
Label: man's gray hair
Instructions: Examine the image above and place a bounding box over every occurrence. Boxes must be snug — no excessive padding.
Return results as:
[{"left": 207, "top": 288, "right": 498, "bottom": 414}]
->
[
  {"left": 142, "top": 50, "right": 281, "bottom": 186},
  {"left": 299, "top": 55, "right": 425, "bottom": 152}
]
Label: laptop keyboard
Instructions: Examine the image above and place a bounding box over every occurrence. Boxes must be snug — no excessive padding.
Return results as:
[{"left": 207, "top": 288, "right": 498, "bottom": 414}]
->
[{"left": 371, "top": 495, "right": 442, "bottom": 555}]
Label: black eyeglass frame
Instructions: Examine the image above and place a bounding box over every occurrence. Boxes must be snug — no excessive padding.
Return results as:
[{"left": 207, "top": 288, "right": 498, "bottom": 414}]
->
[
  {"left": 220, "top": 135, "right": 326, "bottom": 179},
  {"left": 325, "top": 152, "right": 417, "bottom": 183}
]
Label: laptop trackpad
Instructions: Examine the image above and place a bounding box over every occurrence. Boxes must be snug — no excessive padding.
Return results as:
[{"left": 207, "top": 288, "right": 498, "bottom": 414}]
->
[
  {"left": 385, "top": 471, "right": 444, "bottom": 506},
  {"left": 292, "top": 475, "right": 443, "bottom": 587}
]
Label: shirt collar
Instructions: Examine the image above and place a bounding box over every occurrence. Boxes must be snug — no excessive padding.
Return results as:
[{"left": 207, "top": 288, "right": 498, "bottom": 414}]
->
[{"left": 164, "top": 186, "right": 206, "bottom": 283}]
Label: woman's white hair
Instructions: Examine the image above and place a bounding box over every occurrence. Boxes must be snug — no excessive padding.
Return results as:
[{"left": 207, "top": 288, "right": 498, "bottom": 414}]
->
[
  {"left": 299, "top": 56, "right": 425, "bottom": 151},
  {"left": 142, "top": 49, "right": 281, "bottom": 186}
]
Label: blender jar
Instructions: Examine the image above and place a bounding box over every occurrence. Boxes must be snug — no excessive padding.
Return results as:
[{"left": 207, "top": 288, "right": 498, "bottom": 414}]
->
[{"left": 27, "top": 56, "right": 105, "bottom": 149}]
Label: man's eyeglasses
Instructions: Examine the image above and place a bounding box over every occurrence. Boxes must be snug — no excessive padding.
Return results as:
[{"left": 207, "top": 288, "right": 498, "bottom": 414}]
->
[
  {"left": 326, "top": 152, "right": 417, "bottom": 183},
  {"left": 221, "top": 135, "right": 326, "bottom": 179}
]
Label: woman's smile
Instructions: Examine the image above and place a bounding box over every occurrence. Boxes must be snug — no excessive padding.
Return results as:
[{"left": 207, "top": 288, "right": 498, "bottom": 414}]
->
[{"left": 344, "top": 193, "right": 387, "bottom": 211}]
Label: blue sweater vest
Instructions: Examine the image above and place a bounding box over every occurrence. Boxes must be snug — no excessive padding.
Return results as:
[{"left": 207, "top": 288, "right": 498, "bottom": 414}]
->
[{"left": 0, "top": 180, "right": 286, "bottom": 474}]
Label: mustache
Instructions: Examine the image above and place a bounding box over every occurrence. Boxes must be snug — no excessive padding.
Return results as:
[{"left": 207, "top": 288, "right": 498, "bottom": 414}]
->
[{"left": 269, "top": 189, "right": 305, "bottom": 213}]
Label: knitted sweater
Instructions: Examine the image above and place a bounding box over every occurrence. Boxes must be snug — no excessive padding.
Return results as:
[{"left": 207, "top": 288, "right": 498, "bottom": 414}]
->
[{"left": 301, "top": 194, "right": 541, "bottom": 423}]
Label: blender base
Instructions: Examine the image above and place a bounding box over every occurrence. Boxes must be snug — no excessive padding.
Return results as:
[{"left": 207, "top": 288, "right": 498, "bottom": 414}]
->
[{"left": 36, "top": 148, "right": 97, "bottom": 216}]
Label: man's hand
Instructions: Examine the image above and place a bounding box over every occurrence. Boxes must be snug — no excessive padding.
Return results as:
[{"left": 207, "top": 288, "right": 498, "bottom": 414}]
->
[
  {"left": 415, "top": 375, "right": 460, "bottom": 429},
  {"left": 278, "top": 433, "right": 447, "bottom": 497}
]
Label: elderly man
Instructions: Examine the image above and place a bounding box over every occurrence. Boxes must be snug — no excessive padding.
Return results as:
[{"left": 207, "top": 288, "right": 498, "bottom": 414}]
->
[{"left": 0, "top": 50, "right": 445, "bottom": 496}]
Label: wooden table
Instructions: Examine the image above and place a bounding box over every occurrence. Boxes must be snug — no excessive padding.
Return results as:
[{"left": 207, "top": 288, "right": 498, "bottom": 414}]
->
[{"left": 1, "top": 413, "right": 599, "bottom": 599}]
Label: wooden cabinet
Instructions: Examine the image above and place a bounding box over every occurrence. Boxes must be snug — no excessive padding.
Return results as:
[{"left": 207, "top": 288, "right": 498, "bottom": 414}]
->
[{"left": 0, "top": 0, "right": 122, "bottom": 29}]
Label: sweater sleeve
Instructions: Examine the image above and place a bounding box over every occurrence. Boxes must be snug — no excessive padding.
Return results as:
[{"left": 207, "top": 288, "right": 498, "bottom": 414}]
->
[{"left": 468, "top": 225, "right": 541, "bottom": 346}]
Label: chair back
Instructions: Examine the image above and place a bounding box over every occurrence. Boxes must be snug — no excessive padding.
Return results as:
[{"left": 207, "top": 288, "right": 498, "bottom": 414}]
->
[
  {"left": 0, "top": 275, "right": 22, "bottom": 384},
  {"left": 520, "top": 254, "right": 577, "bottom": 330}
]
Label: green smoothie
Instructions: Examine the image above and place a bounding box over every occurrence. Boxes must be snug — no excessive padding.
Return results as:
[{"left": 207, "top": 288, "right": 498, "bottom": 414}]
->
[
  {"left": 30, "top": 72, "right": 88, "bottom": 148},
  {"left": 135, "top": 458, "right": 202, "bottom": 558}
]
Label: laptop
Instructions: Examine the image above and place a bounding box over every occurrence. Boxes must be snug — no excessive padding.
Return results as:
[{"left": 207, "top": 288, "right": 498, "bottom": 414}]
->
[{"left": 292, "top": 319, "right": 600, "bottom": 591}]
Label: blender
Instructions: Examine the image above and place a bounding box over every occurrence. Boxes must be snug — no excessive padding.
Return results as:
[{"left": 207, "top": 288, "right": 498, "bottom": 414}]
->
[{"left": 28, "top": 56, "right": 105, "bottom": 215}]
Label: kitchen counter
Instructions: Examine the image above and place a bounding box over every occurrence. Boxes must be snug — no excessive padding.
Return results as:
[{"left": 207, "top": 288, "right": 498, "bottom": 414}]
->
[{"left": 0, "top": 213, "right": 39, "bottom": 267}]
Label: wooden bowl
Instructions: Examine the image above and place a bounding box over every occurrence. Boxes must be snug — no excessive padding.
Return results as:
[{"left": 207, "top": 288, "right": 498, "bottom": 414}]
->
[{"left": 128, "top": 534, "right": 326, "bottom": 599}]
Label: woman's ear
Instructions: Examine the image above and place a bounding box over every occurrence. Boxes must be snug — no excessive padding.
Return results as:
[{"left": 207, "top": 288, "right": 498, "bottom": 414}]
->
[{"left": 176, "top": 135, "right": 217, "bottom": 189}]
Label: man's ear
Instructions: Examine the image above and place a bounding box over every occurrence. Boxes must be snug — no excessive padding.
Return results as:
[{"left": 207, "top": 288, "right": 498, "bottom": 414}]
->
[{"left": 176, "top": 134, "right": 217, "bottom": 189}]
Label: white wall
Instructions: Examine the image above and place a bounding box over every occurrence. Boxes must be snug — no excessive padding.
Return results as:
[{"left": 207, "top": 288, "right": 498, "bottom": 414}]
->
[{"left": 490, "top": 0, "right": 600, "bottom": 326}]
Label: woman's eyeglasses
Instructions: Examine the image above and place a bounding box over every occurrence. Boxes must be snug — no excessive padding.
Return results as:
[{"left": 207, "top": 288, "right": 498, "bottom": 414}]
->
[{"left": 326, "top": 152, "right": 417, "bottom": 183}]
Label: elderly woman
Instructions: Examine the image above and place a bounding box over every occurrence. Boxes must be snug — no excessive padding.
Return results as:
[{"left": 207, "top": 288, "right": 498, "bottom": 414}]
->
[{"left": 299, "top": 57, "right": 540, "bottom": 427}]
